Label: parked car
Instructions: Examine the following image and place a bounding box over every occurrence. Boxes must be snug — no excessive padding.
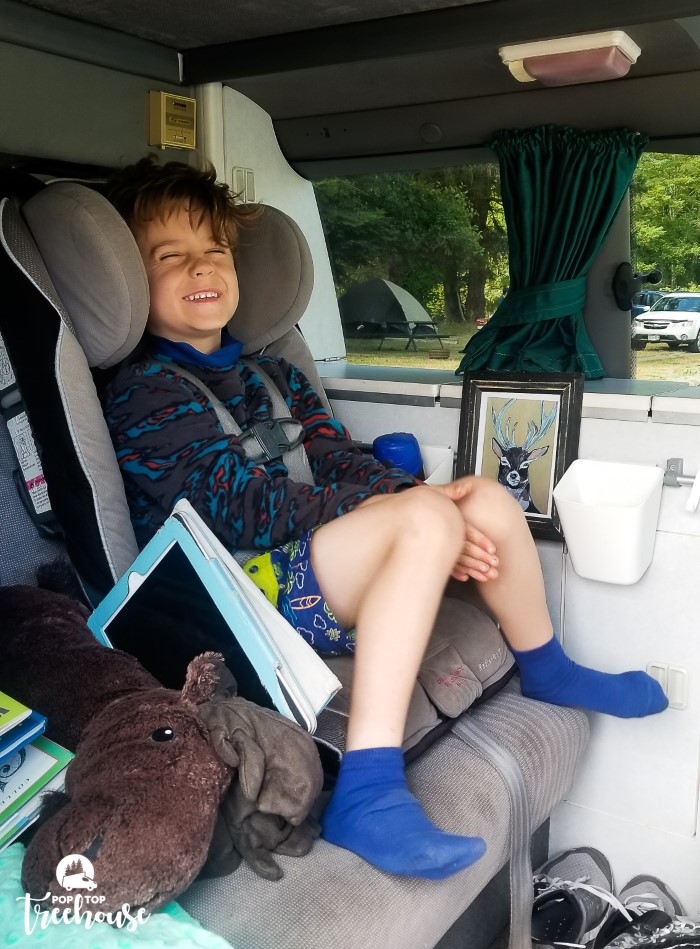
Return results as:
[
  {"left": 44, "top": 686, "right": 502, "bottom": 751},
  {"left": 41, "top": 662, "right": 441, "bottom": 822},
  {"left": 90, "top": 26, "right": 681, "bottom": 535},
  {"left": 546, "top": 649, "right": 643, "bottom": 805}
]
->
[
  {"left": 632, "top": 292, "right": 700, "bottom": 351},
  {"left": 631, "top": 289, "right": 666, "bottom": 319}
]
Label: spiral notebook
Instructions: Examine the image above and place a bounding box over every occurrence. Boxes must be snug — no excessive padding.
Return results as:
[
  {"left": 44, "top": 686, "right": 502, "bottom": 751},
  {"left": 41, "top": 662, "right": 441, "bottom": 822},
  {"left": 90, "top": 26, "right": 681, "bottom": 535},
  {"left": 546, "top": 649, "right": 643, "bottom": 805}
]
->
[{"left": 88, "top": 499, "right": 341, "bottom": 733}]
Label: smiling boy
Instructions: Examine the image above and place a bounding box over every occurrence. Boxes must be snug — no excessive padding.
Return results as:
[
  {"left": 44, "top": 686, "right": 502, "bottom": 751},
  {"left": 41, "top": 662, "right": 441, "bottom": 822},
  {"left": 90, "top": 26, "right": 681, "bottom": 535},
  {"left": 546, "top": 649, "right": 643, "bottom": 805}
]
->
[{"left": 104, "top": 156, "right": 667, "bottom": 881}]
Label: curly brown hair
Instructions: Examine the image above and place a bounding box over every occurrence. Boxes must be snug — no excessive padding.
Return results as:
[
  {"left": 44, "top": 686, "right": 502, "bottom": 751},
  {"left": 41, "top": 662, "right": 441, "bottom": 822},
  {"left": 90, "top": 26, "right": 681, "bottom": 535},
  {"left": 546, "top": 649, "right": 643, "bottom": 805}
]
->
[{"left": 106, "top": 155, "right": 259, "bottom": 255}]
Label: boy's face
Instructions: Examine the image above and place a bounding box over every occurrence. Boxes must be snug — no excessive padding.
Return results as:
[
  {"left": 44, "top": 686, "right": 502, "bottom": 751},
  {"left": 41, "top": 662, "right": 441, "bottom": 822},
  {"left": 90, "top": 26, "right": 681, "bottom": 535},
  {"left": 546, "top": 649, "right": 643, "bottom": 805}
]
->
[{"left": 133, "top": 204, "right": 239, "bottom": 353}]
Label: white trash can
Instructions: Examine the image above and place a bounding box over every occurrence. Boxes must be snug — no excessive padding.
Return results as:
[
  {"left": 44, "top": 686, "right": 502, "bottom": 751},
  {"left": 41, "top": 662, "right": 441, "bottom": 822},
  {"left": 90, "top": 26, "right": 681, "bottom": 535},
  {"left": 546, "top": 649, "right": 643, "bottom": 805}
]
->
[{"left": 552, "top": 459, "right": 663, "bottom": 584}]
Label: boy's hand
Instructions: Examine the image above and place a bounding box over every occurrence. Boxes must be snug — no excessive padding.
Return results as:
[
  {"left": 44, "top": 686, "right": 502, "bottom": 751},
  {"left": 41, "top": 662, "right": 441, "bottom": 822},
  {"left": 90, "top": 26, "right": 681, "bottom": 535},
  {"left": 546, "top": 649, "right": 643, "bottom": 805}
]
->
[
  {"left": 428, "top": 476, "right": 475, "bottom": 503},
  {"left": 451, "top": 525, "right": 499, "bottom": 583}
]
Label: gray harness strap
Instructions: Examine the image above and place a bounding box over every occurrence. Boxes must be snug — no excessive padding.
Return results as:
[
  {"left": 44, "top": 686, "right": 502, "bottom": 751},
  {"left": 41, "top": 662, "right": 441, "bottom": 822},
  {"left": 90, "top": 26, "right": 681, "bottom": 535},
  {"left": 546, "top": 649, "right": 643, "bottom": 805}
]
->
[
  {"left": 173, "top": 360, "right": 314, "bottom": 486},
  {"left": 451, "top": 716, "right": 532, "bottom": 949}
]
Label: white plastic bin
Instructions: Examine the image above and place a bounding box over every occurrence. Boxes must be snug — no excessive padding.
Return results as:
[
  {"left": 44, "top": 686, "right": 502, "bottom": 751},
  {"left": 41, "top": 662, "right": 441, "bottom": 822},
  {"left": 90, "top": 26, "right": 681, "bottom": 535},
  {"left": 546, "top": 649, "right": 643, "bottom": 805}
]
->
[
  {"left": 422, "top": 445, "right": 454, "bottom": 485},
  {"left": 552, "top": 459, "right": 663, "bottom": 584}
]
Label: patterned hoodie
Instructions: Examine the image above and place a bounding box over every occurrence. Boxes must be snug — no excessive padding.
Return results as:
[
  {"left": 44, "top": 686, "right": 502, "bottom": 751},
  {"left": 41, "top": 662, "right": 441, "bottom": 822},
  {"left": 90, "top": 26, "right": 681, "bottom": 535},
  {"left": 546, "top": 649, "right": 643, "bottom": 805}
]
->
[{"left": 104, "top": 334, "right": 418, "bottom": 553}]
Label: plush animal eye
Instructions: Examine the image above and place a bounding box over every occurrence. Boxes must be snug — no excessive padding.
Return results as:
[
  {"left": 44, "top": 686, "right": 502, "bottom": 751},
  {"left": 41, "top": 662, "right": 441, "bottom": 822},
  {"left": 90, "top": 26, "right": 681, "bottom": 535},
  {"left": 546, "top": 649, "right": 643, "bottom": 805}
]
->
[{"left": 151, "top": 727, "right": 176, "bottom": 742}]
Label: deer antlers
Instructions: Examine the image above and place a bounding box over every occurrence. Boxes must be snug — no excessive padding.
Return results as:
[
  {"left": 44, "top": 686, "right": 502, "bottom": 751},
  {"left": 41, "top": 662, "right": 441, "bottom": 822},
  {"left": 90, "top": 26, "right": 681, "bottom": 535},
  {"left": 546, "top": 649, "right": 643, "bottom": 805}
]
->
[{"left": 491, "top": 399, "right": 557, "bottom": 451}]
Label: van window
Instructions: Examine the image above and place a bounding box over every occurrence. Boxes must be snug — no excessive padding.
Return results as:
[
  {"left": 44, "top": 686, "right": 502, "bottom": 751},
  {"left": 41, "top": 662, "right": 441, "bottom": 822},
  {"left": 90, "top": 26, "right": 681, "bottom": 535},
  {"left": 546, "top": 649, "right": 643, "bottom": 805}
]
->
[
  {"left": 630, "top": 152, "right": 700, "bottom": 383},
  {"left": 313, "top": 166, "right": 506, "bottom": 370}
]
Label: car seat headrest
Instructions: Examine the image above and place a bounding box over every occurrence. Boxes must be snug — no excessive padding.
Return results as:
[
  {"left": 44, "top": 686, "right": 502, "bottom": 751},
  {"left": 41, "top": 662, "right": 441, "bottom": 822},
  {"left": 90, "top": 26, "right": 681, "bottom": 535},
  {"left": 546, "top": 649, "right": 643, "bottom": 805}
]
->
[
  {"left": 22, "top": 184, "right": 313, "bottom": 366},
  {"left": 22, "top": 182, "right": 149, "bottom": 370},
  {"left": 233, "top": 205, "right": 314, "bottom": 355}
]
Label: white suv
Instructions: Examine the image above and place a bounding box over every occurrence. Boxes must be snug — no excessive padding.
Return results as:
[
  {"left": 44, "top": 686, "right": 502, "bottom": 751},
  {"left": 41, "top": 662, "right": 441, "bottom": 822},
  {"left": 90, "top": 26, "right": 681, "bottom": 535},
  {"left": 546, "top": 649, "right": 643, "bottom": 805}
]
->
[{"left": 632, "top": 292, "right": 700, "bottom": 351}]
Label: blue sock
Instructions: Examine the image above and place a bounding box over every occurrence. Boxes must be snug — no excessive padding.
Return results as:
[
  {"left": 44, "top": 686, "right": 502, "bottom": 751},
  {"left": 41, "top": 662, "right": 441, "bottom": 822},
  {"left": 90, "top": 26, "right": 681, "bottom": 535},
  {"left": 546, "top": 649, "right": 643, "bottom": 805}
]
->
[
  {"left": 512, "top": 636, "right": 668, "bottom": 718},
  {"left": 321, "top": 747, "right": 486, "bottom": 879}
]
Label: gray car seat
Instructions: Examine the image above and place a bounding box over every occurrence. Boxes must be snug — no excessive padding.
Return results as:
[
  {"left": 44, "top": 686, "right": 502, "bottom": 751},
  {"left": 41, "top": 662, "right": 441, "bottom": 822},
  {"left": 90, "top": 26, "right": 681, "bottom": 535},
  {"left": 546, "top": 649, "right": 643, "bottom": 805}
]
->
[{"left": 0, "top": 178, "right": 589, "bottom": 949}]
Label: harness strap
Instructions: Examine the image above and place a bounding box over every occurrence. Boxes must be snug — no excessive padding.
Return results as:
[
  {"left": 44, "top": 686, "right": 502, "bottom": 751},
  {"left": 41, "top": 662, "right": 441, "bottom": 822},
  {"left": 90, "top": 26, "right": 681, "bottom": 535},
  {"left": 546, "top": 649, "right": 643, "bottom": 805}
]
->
[
  {"left": 452, "top": 716, "right": 532, "bottom": 949},
  {"left": 173, "top": 360, "right": 315, "bottom": 486}
]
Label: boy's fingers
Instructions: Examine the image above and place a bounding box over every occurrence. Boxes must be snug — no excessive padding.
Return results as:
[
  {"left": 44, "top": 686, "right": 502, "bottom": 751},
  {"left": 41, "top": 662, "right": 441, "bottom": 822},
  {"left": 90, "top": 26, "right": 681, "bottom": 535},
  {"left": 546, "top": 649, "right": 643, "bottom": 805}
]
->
[
  {"left": 464, "top": 525, "right": 497, "bottom": 555},
  {"left": 454, "top": 552, "right": 499, "bottom": 581},
  {"left": 451, "top": 563, "right": 498, "bottom": 583}
]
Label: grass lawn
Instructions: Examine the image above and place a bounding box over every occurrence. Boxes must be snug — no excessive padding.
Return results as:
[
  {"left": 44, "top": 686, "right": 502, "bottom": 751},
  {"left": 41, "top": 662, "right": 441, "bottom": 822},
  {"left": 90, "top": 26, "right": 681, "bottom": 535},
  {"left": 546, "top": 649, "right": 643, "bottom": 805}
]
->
[
  {"left": 345, "top": 321, "right": 476, "bottom": 371},
  {"left": 346, "top": 327, "right": 700, "bottom": 385}
]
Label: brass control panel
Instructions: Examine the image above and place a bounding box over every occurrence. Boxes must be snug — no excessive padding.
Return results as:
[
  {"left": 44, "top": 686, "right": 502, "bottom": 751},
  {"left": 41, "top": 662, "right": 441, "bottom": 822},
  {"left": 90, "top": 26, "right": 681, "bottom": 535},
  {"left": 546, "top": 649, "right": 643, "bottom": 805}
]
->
[{"left": 148, "top": 91, "right": 196, "bottom": 150}]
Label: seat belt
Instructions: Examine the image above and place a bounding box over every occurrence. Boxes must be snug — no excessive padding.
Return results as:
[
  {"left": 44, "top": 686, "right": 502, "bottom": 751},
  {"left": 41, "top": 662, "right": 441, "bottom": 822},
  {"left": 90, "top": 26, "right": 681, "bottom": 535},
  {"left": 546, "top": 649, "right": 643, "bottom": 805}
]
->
[
  {"left": 173, "top": 360, "right": 315, "bottom": 486},
  {"left": 0, "top": 329, "right": 62, "bottom": 537},
  {"left": 452, "top": 716, "right": 533, "bottom": 949}
]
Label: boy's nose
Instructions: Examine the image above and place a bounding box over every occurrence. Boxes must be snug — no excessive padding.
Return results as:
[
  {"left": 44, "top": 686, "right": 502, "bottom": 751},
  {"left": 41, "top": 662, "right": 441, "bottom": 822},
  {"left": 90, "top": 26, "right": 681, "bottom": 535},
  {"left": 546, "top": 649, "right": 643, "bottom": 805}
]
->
[{"left": 191, "top": 256, "right": 213, "bottom": 277}]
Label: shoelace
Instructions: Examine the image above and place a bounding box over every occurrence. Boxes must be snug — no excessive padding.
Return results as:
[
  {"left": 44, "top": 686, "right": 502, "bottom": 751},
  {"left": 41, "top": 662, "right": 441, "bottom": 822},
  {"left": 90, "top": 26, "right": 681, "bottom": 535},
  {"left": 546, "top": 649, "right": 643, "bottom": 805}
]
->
[
  {"left": 624, "top": 894, "right": 675, "bottom": 917},
  {"left": 533, "top": 874, "right": 633, "bottom": 947}
]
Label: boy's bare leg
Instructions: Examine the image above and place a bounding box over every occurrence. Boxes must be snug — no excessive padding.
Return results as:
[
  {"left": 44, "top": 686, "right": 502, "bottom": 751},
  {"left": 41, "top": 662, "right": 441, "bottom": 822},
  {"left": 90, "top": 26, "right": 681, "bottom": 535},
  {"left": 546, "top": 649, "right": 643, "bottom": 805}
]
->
[
  {"left": 442, "top": 477, "right": 667, "bottom": 718},
  {"left": 310, "top": 486, "right": 486, "bottom": 878},
  {"left": 312, "top": 486, "right": 462, "bottom": 749}
]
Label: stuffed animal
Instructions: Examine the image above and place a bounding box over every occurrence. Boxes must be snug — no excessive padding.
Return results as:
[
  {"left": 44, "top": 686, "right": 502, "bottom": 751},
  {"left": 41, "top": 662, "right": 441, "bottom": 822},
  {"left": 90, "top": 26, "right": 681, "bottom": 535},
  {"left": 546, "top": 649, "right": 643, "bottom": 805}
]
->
[{"left": 0, "top": 581, "right": 323, "bottom": 913}]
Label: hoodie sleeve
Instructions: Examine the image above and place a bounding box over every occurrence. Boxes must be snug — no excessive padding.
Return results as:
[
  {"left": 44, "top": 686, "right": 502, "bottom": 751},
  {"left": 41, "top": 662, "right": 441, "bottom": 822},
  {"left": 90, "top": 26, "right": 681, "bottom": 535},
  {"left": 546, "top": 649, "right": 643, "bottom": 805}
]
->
[{"left": 105, "top": 359, "right": 418, "bottom": 552}]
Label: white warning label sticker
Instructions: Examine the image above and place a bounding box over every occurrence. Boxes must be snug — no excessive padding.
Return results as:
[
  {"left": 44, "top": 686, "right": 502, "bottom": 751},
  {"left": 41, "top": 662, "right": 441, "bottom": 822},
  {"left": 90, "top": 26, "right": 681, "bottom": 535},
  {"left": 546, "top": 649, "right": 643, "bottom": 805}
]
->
[{"left": 7, "top": 411, "right": 51, "bottom": 515}]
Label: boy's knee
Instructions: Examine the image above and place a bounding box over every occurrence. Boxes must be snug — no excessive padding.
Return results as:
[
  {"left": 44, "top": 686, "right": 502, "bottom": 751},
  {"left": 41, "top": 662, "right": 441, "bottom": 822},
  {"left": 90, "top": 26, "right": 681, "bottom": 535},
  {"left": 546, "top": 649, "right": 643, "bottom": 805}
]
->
[
  {"left": 400, "top": 486, "right": 464, "bottom": 548},
  {"left": 465, "top": 476, "right": 526, "bottom": 540}
]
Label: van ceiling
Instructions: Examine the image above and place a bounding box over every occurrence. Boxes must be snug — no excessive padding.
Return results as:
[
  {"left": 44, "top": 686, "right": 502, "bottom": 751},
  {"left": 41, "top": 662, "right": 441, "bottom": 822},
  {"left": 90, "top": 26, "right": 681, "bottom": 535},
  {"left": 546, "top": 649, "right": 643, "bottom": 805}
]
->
[{"left": 5, "top": 0, "right": 700, "bottom": 165}]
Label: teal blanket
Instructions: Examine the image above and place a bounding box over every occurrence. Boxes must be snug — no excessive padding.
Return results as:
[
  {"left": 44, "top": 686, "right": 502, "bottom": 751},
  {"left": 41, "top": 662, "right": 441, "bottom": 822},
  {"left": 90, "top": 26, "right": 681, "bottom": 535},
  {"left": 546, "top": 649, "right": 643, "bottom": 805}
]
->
[{"left": 0, "top": 844, "right": 233, "bottom": 948}]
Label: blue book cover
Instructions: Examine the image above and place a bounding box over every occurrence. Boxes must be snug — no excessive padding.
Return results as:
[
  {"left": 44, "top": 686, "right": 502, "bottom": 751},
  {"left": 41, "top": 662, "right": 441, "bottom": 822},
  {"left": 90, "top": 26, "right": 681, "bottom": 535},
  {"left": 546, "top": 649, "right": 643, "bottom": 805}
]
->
[{"left": 0, "top": 710, "right": 47, "bottom": 768}]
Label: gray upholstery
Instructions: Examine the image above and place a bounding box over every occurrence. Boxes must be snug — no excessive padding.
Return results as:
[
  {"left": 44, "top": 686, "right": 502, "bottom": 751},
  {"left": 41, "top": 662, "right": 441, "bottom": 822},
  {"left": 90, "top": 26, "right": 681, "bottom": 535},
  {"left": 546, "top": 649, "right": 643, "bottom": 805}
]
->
[
  {"left": 1, "top": 196, "right": 139, "bottom": 585},
  {"left": 179, "top": 682, "right": 590, "bottom": 949},
  {"left": 233, "top": 205, "right": 314, "bottom": 354},
  {"left": 23, "top": 182, "right": 149, "bottom": 369}
]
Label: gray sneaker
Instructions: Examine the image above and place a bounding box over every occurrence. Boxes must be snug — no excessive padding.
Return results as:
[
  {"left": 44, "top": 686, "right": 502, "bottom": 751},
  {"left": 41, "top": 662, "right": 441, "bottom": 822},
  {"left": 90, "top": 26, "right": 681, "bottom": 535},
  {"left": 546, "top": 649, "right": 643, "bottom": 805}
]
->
[
  {"left": 596, "top": 876, "right": 691, "bottom": 949},
  {"left": 532, "top": 847, "right": 618, "bottom": 946}
]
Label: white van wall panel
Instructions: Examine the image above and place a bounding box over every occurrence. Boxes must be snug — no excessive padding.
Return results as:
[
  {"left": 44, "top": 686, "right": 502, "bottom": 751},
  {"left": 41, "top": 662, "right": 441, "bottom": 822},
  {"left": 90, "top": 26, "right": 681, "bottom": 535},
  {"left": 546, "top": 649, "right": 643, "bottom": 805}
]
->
[
  {"left": 561, "top": 532, "right": 700, "bottom": 837},
  {"left": 579, "top": 417, "right": 700, "bottom": 538},
  {"left": 0, "top": 42, "right": 187, "bottom": 165},
  {"left": 219, "top": 87, "right": 346, "bottom": 362}
]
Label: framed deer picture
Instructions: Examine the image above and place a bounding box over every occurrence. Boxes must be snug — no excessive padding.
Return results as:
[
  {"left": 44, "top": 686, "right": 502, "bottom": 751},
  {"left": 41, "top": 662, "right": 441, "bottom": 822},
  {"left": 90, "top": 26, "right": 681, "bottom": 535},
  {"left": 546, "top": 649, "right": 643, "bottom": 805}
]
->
[{"left": 456, "top": 372, "right": 584, "bottom": 540}]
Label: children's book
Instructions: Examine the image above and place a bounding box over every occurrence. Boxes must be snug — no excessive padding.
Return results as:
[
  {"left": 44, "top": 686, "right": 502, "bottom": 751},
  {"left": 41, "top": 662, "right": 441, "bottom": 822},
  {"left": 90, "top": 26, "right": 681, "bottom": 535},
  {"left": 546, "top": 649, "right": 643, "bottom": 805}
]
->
[
  {"left": 0, "top": 709, "right": 47, "bottom": 768},
  {"left": 0, "top": 769, "right": 67, "bottom": 850},
  {"left": 0, "top": 691, "right": 31, "bottom": 738},
  {"left": 0, "top": 735, "right": 73, "bottom": 849},
  {"left": 88, "top": 498, "right": 342, "bottom": 733}
]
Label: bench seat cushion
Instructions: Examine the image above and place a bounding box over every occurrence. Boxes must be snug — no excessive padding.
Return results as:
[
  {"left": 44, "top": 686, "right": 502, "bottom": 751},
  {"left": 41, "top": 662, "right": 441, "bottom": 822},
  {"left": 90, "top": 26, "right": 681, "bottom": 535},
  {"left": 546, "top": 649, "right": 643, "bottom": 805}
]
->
[{"left": 178, "top": 681, "right": 589, "bottom": 949}]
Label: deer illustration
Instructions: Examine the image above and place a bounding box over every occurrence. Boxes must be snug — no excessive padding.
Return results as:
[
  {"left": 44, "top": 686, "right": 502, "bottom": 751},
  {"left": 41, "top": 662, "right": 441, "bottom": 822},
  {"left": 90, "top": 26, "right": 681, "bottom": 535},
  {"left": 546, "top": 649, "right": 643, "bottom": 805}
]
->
[{"left": 491, "top": 399, "right": 557, "bottom": 513}]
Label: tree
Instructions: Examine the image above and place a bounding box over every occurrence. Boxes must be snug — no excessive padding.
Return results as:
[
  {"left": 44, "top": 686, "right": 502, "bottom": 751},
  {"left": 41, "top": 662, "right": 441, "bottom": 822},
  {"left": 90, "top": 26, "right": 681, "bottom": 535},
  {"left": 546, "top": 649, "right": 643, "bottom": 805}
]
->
[
  {"left": 314, "top": 164, "right": 507, "bottom": 325},
  {"left": 631, "top": 153, "right": 700, "bottom": 290}
]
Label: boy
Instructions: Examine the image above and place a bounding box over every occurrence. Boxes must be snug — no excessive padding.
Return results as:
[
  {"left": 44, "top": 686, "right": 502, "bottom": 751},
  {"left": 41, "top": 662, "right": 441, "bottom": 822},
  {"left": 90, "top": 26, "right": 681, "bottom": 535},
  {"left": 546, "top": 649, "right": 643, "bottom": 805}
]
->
[{"left": 104, "top": 157, "right": 667, "bottom": 881}]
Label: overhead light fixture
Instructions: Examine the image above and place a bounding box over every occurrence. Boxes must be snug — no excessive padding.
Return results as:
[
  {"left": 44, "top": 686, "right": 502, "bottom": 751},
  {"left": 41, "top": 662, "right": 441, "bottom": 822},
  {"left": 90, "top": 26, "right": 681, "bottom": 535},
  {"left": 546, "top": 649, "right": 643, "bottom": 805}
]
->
[{"left": 499, "top": 31, "right": 641, "bottom": 86}]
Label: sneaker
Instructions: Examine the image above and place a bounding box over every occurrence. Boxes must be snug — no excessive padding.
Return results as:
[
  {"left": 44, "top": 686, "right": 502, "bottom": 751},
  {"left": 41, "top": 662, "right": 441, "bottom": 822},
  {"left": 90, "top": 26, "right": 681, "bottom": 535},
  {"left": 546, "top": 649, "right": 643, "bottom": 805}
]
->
[
  {"left": 532, "top": 847, "right": 619, "bottom": 947},
  {"left": 593, "top": 876, "right": 685, "bottom": 949},
  {"left": 605, "top": 916, "right": 700, "bottom": 949}
]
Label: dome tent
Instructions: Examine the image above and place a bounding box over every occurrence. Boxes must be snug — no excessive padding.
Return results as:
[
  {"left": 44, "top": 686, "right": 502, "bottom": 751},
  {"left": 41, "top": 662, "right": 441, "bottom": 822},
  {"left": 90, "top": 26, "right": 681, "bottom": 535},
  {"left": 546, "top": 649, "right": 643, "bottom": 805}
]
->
[{"left": 339, "top": 277, "right": 441, "bottom": 340}]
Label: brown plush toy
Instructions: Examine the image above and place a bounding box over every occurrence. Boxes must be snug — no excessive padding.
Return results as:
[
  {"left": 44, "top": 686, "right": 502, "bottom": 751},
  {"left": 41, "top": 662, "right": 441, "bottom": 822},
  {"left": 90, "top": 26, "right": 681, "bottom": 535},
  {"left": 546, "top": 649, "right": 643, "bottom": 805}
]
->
[{"left": 0, "top": 582, "right": 323, "bottom": 912}]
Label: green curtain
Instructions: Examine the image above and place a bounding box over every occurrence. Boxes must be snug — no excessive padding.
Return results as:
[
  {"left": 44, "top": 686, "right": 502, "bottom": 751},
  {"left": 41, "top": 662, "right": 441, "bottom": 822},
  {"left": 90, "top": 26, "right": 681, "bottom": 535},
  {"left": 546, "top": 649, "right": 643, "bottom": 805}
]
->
[{"left": 456, "top": 125, "right": 648, "bottom": 378}]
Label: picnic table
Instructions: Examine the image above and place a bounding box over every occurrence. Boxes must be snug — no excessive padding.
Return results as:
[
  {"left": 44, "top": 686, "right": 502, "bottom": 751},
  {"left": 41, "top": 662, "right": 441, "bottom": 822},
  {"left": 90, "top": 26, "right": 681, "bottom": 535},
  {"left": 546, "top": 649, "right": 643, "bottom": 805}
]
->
[{"left": 377, "top": 321, "right": 450, "bottom": 351}]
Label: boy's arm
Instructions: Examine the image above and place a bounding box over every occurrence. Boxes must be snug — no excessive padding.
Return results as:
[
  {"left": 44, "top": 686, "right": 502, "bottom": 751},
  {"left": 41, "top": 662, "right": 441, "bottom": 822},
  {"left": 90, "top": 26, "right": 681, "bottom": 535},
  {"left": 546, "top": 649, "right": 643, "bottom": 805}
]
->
[
  {"left": 105, "top": 364, "right": 408, "bottom": 551},
  {"left": 279, "top": 360, "right": 421, "bottom": 493}
]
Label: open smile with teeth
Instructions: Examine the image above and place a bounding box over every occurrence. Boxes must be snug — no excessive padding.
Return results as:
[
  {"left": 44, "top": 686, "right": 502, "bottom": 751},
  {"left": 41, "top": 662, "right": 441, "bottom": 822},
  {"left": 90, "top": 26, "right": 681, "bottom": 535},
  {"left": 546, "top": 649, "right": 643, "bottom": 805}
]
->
[{"left": 184, "top": 291, "right": 221, "bottom": 301}]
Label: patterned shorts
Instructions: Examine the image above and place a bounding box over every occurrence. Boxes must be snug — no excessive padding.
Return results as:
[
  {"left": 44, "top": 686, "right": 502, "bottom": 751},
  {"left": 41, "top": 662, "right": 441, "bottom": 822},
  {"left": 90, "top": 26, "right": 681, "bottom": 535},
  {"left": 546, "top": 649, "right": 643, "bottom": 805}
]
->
[{"left": 243, "top": 530, "right": 355, "bottom": 655}]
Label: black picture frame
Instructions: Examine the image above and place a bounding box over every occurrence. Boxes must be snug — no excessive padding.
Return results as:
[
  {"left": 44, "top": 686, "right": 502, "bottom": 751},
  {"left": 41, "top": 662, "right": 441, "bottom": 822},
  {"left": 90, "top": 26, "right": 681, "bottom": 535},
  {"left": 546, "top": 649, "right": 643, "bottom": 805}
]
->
[{"left": 456, "top": 371, "right": 584, "bottom": 540}]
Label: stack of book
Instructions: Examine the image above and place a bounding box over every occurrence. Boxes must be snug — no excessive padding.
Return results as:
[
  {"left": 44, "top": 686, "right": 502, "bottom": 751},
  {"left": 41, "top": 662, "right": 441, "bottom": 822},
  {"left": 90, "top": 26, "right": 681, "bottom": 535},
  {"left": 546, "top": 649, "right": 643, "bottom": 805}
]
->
[{"left": 0, "top": 691, "right": 73, "bottom": 850}]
